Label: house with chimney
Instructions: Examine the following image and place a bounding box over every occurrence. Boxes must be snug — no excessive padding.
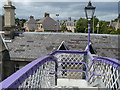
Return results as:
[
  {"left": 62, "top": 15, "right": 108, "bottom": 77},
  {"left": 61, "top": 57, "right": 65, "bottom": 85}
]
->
[
  {"left": 59, "top": 17, "right": 77, "bottom": 33},
  {"left": 24, "top": 16, "right": 37, "bottom": 32},
  {"left": 24, "top": 13, "right": 61, "bottom": 32},
  {"left": 37, "top": 13, "right": 61, "bottom": 32}
]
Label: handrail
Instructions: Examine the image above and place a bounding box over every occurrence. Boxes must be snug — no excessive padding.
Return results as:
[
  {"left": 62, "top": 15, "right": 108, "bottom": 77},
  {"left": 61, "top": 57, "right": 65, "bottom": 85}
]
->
[
  {"left": 87, "top": 51, "right": 120, "bottom": 89},
  {"left": 0, "top": 55, "right": 57, "bottom": 89},
  {"left": 93, "top": 57, "right": 120, "bottom": 70},
  {"left": 50, "top": 50, "right": 87, "bottom": 55}
]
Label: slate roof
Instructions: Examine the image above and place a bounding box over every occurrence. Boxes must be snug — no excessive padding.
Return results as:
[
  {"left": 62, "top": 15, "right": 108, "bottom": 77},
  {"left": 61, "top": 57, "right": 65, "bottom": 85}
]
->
[
  {"left": 6, "top": 32, "right": 119, "bottom": 61},
  {"left": 37, "top": 17, "right": 61, "bottom": 31},
  {"left": 26, "top": 18, "right": 37, "bottom": 24},
  {"left": 25, "top": 17, "right": 37, "bottom": 30}
]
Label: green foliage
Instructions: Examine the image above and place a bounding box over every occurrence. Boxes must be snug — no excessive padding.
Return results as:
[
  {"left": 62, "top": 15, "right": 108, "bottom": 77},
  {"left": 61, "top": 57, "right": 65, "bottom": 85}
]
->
[
  {"left": 99, "top": 21, "right": 108, "bottom": 34},
  {"left": 61, "top": 24, "right": 67, "bottom": 32},
  {"left": 76, "top": 17, "right": 99, "bottom": 33},
  {"left": 98, "top": 20, "right": 120, "bottom": 34},
  {"left": 76, "top": 18, "right": 120, "bottom": 35},
  {"left": 15, "top": 18, "right": 20, "bottom": 25},
  {"left": 76, "top": 18, "right": 87, "bottom": 33},
  {"left": 36, "top": 19, "right": 41, "bottom": 21}
]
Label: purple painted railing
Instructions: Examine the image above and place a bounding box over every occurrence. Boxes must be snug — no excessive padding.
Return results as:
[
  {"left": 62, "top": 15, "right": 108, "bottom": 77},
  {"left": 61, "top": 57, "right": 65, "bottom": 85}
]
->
[
  {"left": 51, "top": 50, "right": 88, "bottom": 80},
  {"left": 0, "top": 50, "right": 120, "bottom": 89},
  {"left": 87, "top": 51, "right": 120, "bottom": 89},
  {"left": 0, "top": 55, "right": 57, "bottom": 89}
]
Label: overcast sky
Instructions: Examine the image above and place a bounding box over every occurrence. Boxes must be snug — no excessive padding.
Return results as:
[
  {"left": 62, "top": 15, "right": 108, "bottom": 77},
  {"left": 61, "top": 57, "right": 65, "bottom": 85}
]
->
[{"left": 0, "top": 0, "right": 119, "bottom": 21}]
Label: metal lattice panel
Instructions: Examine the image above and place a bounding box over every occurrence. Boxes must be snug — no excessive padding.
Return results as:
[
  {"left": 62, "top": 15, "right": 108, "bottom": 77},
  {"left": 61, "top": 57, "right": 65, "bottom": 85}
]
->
[
  {"left": 54, "top": 53, "right": 86, "bottom": 79},
  {"left": 88, "top": 61, "right": 120, "bottom": 89},
  {"left": 18, "top": 61, "right": 56, "bottom": 88}
]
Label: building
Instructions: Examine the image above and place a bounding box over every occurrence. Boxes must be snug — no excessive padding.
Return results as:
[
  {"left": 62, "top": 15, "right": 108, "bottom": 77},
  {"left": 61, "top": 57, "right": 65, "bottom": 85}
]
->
[
  {"left": 0, "top": 34, "right": 13, "bottom": 81},
  {"left": 0, "top": 15, "right": 4, "bottom": 31},
  {"left": 0, "top": 32, "right": 117, "bottom": 81},
  {"left": 59, "top": 17, "right": 77, "bottom": 33},
  {"left": 24, "top": 13, "right": 61, "bottom": 32},
  {"left": 109, "top": 21, "right": 120, "bottom": 30},
  {"left": 37, "top": 13, "right": 61, "bottom": 32},
  {"left": 24, "top": 16, "right": 37, "bottom": 32},
  {"left": 109, "top": 1, "right": 120, "bottom": 30}
]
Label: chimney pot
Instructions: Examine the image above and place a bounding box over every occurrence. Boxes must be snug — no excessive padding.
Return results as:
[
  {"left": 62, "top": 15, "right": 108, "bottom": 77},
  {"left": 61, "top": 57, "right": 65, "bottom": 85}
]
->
[
  {"left": 44, "top": 13, "right": 50, "bottom": 17},
  {"left": 8, "top": 1, "right": 12, "bottom": 6}
]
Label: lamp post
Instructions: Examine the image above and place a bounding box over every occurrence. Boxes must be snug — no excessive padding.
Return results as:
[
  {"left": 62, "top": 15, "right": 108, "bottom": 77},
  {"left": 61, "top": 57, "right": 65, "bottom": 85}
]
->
[
  {"left": 85, "top": 0, "right": 96, "bottom": 51},
  {"left": 96, "top": 22, "right": 99, "bottom": 34},
  {"left": 56, "top": 14, "right": 59, "bottom": 32},
  {"left": 93, "top": 16, "right": 96, "bottom": 33}
]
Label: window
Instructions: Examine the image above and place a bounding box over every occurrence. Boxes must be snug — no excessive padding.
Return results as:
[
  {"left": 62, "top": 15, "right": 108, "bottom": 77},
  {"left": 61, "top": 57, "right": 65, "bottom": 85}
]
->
[
  {"left": 41, "top": 25, "right": 43, "bottom": 28},
  {"left": 14, "top": 64, "right": 24, "bottom": 72},
  {"left": 14, "top": 64, "right": 19, "bottom": 71}
]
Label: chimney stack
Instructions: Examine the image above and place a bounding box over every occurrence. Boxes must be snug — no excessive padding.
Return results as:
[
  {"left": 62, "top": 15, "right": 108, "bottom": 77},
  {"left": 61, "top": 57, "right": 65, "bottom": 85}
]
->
[
  {"left": 44, "top": 13, "right": 50, "bottom": 17},
  {"left": 8, "top": 1, "right": 12, "bottom": 6},
  {"left": 30, "top": 16, "right": 34, "bottom": 19}
]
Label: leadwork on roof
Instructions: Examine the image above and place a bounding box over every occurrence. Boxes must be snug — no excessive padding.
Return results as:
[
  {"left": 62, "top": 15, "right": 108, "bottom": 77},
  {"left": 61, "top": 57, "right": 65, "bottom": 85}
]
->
[{"left": 57, "top": 41, "right": 69, "bottom": 50}]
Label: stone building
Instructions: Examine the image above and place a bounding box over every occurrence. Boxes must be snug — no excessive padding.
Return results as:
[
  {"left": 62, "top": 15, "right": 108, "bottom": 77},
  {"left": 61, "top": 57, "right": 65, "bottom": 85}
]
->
[
  {"left": 24, "top": 13, "right": 61, "bottom": 32},
  {"left": 59, "top": 17, "right": 77, "bottom": 33},
  {"left": 0, "top": 34, "right": 13, "bottom": 81},
  {"left": 1, "top": 32, "right": 118, "bottom": 80},
  {"left": 24, "top": 16, "right": 37, "bottom": 32},
  {"left": 0, "top": 15, "right": 4, "bottom": 31},
  {"left": 37, "top": 13, "right": 61, "bottom": 32}
]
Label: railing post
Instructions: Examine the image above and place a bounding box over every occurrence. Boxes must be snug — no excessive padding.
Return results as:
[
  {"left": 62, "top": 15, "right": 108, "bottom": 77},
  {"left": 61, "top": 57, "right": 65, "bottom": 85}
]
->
[{"left": 88, "top": 23, "right": 90, "bottom": 51}]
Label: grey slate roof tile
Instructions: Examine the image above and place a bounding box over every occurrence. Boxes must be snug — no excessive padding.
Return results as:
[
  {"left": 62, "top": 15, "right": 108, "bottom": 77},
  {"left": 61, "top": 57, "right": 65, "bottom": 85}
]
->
[{"left": 6, "top": 32, "right": 119, "bottom": 61}]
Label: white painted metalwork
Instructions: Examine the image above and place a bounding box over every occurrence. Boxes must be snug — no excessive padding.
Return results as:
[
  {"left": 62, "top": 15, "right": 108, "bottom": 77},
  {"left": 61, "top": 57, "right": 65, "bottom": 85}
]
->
[
  {"left": 54, "top": 53, "right": 85, "bottom": 79},
  {"left": 87, "top": 58, "right": 120, "bottom": 89},
  {"left": 18, "top": 61, "right": 56, "bottom": 88}
]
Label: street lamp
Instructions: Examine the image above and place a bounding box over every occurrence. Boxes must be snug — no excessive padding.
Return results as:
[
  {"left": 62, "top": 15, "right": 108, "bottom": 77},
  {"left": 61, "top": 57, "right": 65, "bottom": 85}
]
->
[
  {"left": 56, "top": 14, "right": 59, "bottom": 32},
  {"left": 96, "top": 22, "right": 99, "bottom": 34},
  {"left": 85, "top": 0, "right": 96, "bottom": 51},
  {"left": 93, "top": 16, "right": 96, "bottom": 33}
]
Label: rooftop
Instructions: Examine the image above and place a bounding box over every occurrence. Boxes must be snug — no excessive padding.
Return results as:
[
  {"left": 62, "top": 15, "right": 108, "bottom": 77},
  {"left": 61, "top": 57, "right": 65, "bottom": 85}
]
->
[{"left": 6, "top": 32, "right": 119, "bottom": 61}]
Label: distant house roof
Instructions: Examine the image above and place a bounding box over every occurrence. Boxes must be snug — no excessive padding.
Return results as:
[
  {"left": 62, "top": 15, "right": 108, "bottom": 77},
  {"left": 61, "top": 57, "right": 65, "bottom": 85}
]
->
[
  {"left": 26, "top": 16, "right": 37, "bottom": 24},
  {"left": 59, "top": 18, "right": 77, "bottom": 27},
  {"left": 6, "top": 32, "right": 119, "bottom": 61},
  {"left": 25, "top": 16, "right": 37, "bottom": 30},
  {"left": 37, "top": 13, "right": 61, "bottom": 31}
]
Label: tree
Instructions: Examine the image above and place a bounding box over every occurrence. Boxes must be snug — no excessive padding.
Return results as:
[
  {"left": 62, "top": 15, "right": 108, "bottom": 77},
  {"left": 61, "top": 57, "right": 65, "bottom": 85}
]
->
[
  {"left": 15, "top": 18, "right": 20, "bottom": 26},
  {"left": 20, "top": 19, "right": 27, "bottom": 27},
  {"left": 98, "top": 21, "right": 108, "bottom": 34},
  {"left": 76, "top": 17, "right": 99, "bottom": 33},
  {"left": 61, "top": 24, "right": 67, "bottom": 32},
  {"left": 76, "top": 18, "right": 87, "bottom": 33}
]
